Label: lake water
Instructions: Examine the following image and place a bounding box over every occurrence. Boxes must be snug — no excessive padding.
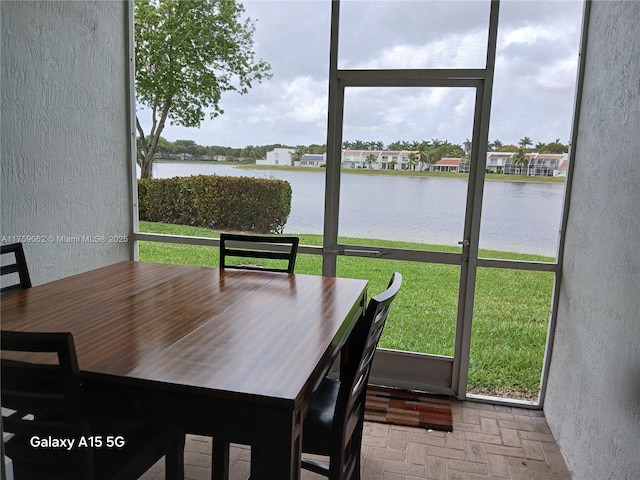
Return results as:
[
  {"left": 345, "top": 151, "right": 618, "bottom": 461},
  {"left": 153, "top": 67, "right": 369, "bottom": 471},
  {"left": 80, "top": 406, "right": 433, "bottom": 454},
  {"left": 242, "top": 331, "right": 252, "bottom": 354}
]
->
[{"left": 149, "top": 162, "right": 564, "bottom": 257}]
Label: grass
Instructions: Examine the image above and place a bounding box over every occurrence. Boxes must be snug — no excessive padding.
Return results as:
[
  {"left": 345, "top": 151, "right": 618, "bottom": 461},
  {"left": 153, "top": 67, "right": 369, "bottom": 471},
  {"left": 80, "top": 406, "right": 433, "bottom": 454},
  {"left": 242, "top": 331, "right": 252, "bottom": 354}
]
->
[{"left": 138, "top": 221, "right": 555, "bottom": 399}]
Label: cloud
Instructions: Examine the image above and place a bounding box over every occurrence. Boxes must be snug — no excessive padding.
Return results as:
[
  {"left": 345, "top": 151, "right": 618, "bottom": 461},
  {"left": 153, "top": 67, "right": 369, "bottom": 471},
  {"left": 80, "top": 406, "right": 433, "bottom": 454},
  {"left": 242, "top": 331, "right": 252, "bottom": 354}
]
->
[
  {"left": 281, "top": 76, "right": 328, "bottom": 124},
  {"left": 141, "top": 0, "right": 584, "bottom": 148}
]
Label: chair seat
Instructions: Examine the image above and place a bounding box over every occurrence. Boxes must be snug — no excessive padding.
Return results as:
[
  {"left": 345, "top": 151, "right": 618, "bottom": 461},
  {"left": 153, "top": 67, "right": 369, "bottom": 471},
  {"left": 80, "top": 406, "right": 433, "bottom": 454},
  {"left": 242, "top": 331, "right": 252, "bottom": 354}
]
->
[
  {"left": 5, "top": 415, "right": 176, "bottom": 480},
  {"left": 302, "top": 378, "right": 340, "bottom": 454}
]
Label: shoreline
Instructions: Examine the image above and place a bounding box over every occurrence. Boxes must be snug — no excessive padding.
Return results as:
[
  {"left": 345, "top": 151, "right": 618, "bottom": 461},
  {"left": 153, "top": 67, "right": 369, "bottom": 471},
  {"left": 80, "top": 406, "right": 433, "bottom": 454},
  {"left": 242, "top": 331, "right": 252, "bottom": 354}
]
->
[{"left": 152, "top": 159, "right": 566, "bottom": 184}]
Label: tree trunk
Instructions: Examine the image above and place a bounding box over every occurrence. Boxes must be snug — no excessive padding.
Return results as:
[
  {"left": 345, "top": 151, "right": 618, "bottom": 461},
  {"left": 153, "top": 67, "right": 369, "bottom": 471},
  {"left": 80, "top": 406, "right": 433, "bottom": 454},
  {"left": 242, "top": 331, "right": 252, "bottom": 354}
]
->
[{"left": 140, "top": 157, "right": 154, "bottom": 179}]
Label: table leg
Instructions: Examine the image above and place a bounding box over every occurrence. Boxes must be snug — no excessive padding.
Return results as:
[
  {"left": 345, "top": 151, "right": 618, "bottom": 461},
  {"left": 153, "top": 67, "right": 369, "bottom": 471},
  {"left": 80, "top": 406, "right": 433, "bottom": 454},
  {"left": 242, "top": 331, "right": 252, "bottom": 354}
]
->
[
  {"left": 212, "top": 438, "right": 230, "bottom": 480},
  {"left": 250, "top": 406, "right": 302, "bottom": 480}
]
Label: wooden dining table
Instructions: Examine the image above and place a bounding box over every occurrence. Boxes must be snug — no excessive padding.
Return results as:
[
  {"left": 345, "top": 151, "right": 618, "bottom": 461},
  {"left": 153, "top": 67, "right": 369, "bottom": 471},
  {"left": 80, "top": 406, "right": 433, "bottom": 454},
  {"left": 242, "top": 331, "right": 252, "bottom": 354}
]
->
[{"left": 0, "top": 260, "right": 368, "bottom": 480}]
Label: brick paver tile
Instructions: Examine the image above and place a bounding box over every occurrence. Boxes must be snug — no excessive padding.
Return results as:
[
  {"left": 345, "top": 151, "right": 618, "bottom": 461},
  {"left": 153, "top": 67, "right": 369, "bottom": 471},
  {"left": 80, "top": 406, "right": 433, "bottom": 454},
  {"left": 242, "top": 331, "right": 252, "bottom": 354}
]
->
[
  {"left": 381, "top": 473, "right": 403, "bottom": 480},
  {"left": 544, "top": 451, "right": 571, "bottom": 476},
  {"left": 384, "top": 459, "right": 426, "bottom": 477},
  {"left": 510, "top": 466, "right": 534, "bottom": 480},
  {"left": 464, "top": 441, "right": 487, "bottom": 464},
  {"left": 531, "top": 471, "right": 573, "bottom": 480},
  {"left": 184, "top": 451, "right": 211, "bottom": 469},
  {"left": 362, "top": 456, "right": 385, "bottom": 480},
  {"left": 477, "top": 410, "right": 516, "bottom": 422},
  {"left": 407, "top": 441, "right": 427, "bottom": 465},
  {"left": 500, "top": 427, "right": 522, "bottom": 447},
  {"left": 512, "top": 415, "right": 535, "bottom": 432},
  {"left": 519, "top": 431, "right": 557, "bottom": 443},
  {"left": 463, "top": 431, "right": 503, "bottom": 445},
  {"left": 521, "top": 439, "right": 546, "bottom": 461},
  {"left": 507, "top": 456, "right": 550, "bottom": 473},
  {"left": 388, "top": 428, "right": 409, "bottom": 451},
  {"left": 366, "top": 421, "right": 392, "bottom": 438},
  {"left": 485, "top": 444, "right": 526, "bottom": 458},
  {"left": 427, "top": 445, "right": 467, "bottom": 461},
  {"left": 367, "top": 445, "right": 407, "bottom": 462},
  {"left": 363, "top": 434, "right": 390, "bottom": 448},
  {"left": 426, "top": 454, "right": 447, "bottom": 480},
  {"left": 184, "top": 464, "right": 209, "bottom": 480},
  {"left": 480, "top": 417, "right": 500, "bottom": 435},
  {"left": 531, "top": 417, "right": 553, "bottom": 435},
  {"left": 487, "top": 453, "right": 510, "bottom": 478},
  {"left": 447, "top": 459, "right": 489, "bottom": 475},
  {"left": 454, "top": 421, "right": 483, "bottom": 433},
  {"left": 446, "top": 470, "right": 468, "bottom": 480},
  {"left": 445, "top": 431, "right": 466, "bottom": 450},
  {"left": 462, "top": 407, "right": 481, "bottom": 424},
  {"left": 409, "top": 432, "right": 447, "bottom": 447}
]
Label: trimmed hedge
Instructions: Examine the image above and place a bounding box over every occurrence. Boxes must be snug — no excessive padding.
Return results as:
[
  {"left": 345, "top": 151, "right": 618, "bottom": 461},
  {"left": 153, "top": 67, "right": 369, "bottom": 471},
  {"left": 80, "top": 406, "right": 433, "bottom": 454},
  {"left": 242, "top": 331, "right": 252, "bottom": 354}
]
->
[{"left": 138, "top": 175, "right": 292, "bottom": 234}]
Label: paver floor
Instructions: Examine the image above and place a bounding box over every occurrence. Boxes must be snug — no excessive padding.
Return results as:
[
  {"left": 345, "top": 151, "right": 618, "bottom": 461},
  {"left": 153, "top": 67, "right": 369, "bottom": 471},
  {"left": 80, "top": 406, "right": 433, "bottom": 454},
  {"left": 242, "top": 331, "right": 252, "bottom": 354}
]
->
[{"left": 141, "top": 398, "right": 572, "bottom": 480}]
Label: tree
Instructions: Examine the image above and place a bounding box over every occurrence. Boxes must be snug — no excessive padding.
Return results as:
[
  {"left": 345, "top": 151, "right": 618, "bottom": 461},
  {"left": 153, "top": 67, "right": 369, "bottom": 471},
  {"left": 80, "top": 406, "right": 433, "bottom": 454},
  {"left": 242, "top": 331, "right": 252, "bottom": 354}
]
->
[
  {"left": 406, "top": 153, "right": 419, "bottom": 171},
  {"left": 538, "top": 140, "right": 569, "bottom": 154},
  {"left": 365, "top": 153, "right": 377, "bottom": 169},
  {"left": 518, "top": 136, "right": 534, "bottom": 150},
  {"left": 413, "top": 141, "right": 433, "bottom": 171},
  {"left": 463, "top": 138, "right": 472, "bottom": 155},
  {"left": 366, "top": 140, "right": 385, "bottom": 151},
  {"left": 488, "top": 139, "right": 503, "bottom": 151},
  {"left": 241, "top": 145, "right": 262, "bottom": 162},
  {"left": 290, "top": 145, "right": 308, "bottom": 163},
  {"left": 135, "top": 0, "right": 271, "bottom": 178},
  {"left": 511, "top": 148, "right": 529, "bottom": 175}
]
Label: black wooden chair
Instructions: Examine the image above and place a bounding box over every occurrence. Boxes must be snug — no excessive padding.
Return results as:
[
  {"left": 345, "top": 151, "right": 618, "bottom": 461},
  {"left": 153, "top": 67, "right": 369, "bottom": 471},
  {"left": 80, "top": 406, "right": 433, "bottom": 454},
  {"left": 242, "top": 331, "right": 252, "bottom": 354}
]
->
[
  {"left": 1, "top": 330, "right": 185, "bottom": 480},
  {"left": 300, "top": 272, "right": 402, "bottom": 480},
  {"left": 1, "top": 242, "right": 32, "bottom": 295},
  {"left": 219, "top": 233, "right": 299, "bottom": 273}
]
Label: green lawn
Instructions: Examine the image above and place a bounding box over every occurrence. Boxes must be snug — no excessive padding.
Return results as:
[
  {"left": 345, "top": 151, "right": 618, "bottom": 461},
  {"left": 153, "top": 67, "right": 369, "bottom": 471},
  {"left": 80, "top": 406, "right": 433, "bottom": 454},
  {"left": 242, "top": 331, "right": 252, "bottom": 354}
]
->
[{"left": 138, "top": 221, "right": 554, "bottom": 399}]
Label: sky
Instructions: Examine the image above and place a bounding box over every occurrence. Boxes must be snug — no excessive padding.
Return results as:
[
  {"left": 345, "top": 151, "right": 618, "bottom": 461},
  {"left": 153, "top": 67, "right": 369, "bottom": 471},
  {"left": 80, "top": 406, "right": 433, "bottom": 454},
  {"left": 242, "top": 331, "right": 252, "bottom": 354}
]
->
[{"left": 136, "top": 0, "right": 585, "bottom": 149}]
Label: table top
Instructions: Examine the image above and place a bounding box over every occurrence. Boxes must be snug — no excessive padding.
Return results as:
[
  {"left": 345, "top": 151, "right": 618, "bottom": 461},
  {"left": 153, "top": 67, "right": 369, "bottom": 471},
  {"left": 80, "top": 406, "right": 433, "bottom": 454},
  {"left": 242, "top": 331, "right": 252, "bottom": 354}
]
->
[{"left": 1, "top": 261, "right": 368, "bottom": 405}]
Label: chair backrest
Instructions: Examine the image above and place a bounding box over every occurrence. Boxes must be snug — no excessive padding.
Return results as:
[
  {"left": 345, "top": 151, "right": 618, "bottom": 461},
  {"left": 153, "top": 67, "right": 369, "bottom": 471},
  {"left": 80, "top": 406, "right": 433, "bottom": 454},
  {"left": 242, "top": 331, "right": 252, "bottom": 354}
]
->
[
  {"left": 333, "top": 272, "right": 402, "bottom": 479},
  {"left": 219, "top": 233, "right": 299, "bottom": 273},
  {"left": 1, "top": 242, "right": 32, "bottom": 295},
  {"left": 1, "top": 330, "right": 94, "bottom": 477}
]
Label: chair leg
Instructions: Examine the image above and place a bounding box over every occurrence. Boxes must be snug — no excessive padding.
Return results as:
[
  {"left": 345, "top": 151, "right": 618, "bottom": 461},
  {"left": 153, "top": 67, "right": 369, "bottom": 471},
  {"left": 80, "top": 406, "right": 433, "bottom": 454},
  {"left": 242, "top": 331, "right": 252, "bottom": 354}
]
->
[
  {"left": 212, "top": 438, "right": 230, "bottom": 480},
  {"left": 166, "top": 431, "right": 186, "bottom": 480}
]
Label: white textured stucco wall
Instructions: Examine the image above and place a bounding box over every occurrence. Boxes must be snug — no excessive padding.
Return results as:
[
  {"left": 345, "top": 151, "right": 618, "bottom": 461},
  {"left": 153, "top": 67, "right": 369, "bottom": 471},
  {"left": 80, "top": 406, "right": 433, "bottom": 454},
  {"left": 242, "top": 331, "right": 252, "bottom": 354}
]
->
[
  {"left": 1, "top": 1, "right": 133, "bottom": 284},
  {"left": 545, "top": 2, "right": 640, "bottom": 479}
]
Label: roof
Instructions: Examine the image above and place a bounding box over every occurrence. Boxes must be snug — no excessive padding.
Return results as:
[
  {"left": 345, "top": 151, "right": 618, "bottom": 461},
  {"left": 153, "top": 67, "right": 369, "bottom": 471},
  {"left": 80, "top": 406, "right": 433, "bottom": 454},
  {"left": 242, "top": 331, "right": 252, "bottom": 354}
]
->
[{"left": 435, "top": 158, "right": 462, "bottom": 166}]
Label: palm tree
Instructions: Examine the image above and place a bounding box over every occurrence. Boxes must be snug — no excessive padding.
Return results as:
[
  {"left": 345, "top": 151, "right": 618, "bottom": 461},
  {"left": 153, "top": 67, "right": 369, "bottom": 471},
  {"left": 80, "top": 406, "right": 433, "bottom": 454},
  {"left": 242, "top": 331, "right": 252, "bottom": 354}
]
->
[
  {"left": 489, "top": 139, "right": 503, "bottom": 151},
  {"left": 365, "top": 153, "right": 377, "bottom": 169},
  {"left": 411, "top": 141, "right": 429, "bottom": 171},
  {"left": 406, "top": 153, "right": 419, "bottom": 171},
  {"left": 518, "top": 136, "right": 533, "bottom": 149},
  {"left": 463, "top": 138, "right": 472, "bottom": 155},
  {"left": 511, "top": 148, "right": 529, "bottom": 175}
]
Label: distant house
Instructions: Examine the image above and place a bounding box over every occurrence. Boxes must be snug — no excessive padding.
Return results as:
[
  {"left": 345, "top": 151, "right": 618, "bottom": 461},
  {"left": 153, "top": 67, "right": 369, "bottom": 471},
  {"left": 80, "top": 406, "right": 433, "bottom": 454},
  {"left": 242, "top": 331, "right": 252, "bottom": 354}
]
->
[
  {"left": 298, "top": 153, "right": 326, "bottom": 167},
  {"left": 431, "top": 158, "right": 463, "bottom": 173},
  {"left": 504, "top": 153, "right": 568, "bottom": 176},
  {"left": 257, "top": 148, "right": 294, "bottom": 166},
  {"left": 431, "top": 152, "right": 568, "bottom": 176},
  {"left": 341, "top": 150, "right": 418, "bottom": 170},
  {"left": 485, "top": 152, "right": 512, "bottom": 173},
  {"left": 554, "top": 160, "right": 568, "bottom": 177},
  {"left": 341, "top": 150, "right": 373, "bottom": 169}
]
